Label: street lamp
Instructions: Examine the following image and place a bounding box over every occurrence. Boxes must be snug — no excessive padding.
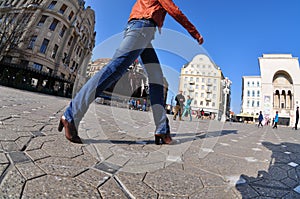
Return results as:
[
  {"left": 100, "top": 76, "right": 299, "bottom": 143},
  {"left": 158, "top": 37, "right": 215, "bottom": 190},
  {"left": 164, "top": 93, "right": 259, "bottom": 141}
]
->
[{"left": 221, "top": 77, "right": 231, "bottom": 122}]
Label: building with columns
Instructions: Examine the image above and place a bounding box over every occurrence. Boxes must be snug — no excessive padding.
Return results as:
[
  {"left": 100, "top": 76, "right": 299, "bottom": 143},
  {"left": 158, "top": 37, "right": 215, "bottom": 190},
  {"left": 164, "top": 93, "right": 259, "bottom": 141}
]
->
[
  {"left": 240, "top": 54, "right": 300, "bottom": 126},
  {"left": 0, "top": 0, "right": 95, "bottom": 97},
  {"left": 178, "top": 54, "right": 231, "bottom": 120}
]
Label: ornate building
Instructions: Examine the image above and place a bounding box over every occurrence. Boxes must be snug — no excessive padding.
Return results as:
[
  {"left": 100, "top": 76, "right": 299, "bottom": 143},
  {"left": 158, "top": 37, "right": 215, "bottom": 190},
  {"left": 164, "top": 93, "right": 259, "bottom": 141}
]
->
[
  {"left": 240, "top": 54, "right": 300, "bottom": 126},
  {"left": 0, "top": 0, "right": 95, "bottom": 97},
  {"left": 87, "top": 58, "right": 169, "bottom": 106},
  {"left": 178, "top": 54, "right": 231, "bottom": 120}
]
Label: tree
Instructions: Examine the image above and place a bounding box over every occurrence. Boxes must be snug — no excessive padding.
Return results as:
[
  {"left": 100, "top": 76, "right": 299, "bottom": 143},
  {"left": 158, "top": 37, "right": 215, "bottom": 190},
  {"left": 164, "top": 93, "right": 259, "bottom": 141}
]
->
[{"left": 0, "top": 6, "right": 33, "bottom": 61}]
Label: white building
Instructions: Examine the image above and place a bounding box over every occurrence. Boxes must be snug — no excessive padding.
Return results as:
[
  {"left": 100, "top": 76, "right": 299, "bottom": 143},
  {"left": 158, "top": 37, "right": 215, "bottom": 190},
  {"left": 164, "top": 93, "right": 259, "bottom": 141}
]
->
[
  {"left": 240, "top": 54, "right": 300, "bottom": 126},
  {"left": 241, "top": 76, "right": 262, "bottom": 115},
  {"left": 178, "top": 54, "right": 231, "bottom": 120}
]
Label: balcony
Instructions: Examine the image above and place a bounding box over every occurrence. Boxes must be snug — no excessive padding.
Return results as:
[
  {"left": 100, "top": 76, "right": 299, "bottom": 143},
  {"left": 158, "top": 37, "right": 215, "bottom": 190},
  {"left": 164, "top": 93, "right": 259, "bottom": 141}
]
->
[
  {"left": 206, "top": 89, "right": 212, "bottom": 93},
  {"left": 205, "top": 98, "right": 212, "bottom": 101}
]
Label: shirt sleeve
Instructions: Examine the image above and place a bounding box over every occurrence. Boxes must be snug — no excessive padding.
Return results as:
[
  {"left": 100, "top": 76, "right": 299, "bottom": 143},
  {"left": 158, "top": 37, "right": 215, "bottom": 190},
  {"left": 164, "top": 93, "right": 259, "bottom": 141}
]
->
[{"left": 158, "top": 0, "right": 202, "bottom": 40}]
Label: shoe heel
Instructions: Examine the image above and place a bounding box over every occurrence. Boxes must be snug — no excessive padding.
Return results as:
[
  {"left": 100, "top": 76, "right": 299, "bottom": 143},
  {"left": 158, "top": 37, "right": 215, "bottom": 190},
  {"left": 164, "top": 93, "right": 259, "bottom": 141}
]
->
[
  {"left": 155, "top": 135, "right": 162, "bottom": 145},
  {"left": 58, "top": 119, "right": 64, "bottom": 132}
]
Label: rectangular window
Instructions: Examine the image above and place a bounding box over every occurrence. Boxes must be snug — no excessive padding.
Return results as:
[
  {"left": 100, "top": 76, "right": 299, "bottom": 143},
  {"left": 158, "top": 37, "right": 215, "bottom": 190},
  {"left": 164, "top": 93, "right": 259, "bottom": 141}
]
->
[
  {"left": 37, "top": 15, "right": 47, "bottom": 26},
  {"left": 40, "top": 38, "right": 49, "bottom": 54},
  {"left": 59, "top": 25, "right": 66, "bottom": 37},
  {"left": 51, "top": 44, "right": 58, "bottom": 58},
  {"left": 58, "top": 4, "right": 67, "bottom": 14},
  {"left": 28, "top": 35, "right": 37, "bottom": 49},
  {"left": 49, "top": 18, "right": 59, "bottom": 31},
  {"left": 47, "top": 1, "right": 57, "bottom": 9},
  {"left": 67, "top": 36, "right": 73, "bottom": 46},
  {"left": 33, "top": 62, "right": 43, "bottom": 71},
  {"left": 68, "top": 11, "right": 74, "bottom": 21}
]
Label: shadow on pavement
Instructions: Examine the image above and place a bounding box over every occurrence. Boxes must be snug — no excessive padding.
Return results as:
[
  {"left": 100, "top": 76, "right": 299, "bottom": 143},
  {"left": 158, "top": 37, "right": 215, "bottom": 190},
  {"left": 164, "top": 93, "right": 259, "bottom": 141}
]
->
[
  {"left": 83, "top": 130, "right": 238, "bottom": 145},
  {"left": 236, "top": 142, "right": 300, "bottom": 198},
  {"left": 195, "top": 129, "right": 238, "bottom": 139}
]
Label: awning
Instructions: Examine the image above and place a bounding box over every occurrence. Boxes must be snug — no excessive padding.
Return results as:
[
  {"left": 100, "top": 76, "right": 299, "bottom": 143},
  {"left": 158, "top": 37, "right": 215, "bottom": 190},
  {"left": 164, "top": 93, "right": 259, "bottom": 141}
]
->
[{"left": 236, "top": 113, "right": 255, "bottom": 118}]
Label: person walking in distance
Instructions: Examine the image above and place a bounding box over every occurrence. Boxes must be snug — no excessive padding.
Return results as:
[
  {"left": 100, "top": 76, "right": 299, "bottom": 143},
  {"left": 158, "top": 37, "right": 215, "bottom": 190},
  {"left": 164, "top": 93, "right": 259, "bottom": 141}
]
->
[
  {"left": 58, "top": 0, "right": 204, "bottom": 144},
  {"left": 272, "top": 111, "right": 279, "bottom": 129},
  {"left": 182, "top": 95, "right": 193, "bottom": 121},
  {"left": 258, "top": 111, "right": 264, "bottom": 128},
  {"left": 294, "top": 107, "right": 299, "bottom": 130},
  {"left": 201, "top": 108, "right": 205, "bottom": 120},
  {"left": 173, "top": 91, "right": 185, "bottom": 121}
]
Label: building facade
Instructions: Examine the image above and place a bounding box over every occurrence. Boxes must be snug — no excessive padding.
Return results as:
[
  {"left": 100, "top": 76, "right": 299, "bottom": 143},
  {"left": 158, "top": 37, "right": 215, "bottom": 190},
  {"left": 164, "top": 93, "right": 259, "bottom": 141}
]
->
[
  {"left": 240, "top": 54, "right": 300, "bottom": 126},
  {"left": 241, "top": 76, "right": 262, "bottom": 115},
  {"left": 178, "top": 54, "right": 231, "bottom": 120},
  {"left": 0, "top": 0, "right": 95, "bottom": 97}
]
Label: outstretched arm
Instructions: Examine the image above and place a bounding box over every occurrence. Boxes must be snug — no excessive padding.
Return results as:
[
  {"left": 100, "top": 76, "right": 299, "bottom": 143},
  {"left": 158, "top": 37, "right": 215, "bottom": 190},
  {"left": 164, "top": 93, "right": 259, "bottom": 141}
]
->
[{"left": 158, "top": 0, "right": 204, "bottom": 44}]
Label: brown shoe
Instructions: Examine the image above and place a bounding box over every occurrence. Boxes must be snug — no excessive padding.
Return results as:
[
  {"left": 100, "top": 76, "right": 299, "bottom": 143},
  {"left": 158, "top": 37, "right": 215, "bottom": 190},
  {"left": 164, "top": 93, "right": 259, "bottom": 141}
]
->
[
  {"left": 154, "top": 133, "right": 172, "bottom": 145},
  {"left": 58, "top": 116, "right": 82, "bottom": 144}
]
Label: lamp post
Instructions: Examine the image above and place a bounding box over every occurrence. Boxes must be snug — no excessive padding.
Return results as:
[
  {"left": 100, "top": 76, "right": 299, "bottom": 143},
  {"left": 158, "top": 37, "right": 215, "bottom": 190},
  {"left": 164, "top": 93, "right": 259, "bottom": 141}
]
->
[{"left": 221, "top": 77, "right": 231, "bottom": 122}]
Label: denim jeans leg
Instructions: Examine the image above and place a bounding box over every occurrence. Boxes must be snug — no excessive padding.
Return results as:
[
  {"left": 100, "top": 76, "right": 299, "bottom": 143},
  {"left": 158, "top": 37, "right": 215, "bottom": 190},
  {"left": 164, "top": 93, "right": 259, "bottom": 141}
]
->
[
  {"left": 140, "top": 44, "right": 170, "bottom": 135},
  {"left": 64, "top": 20, "right": 156, "bottom": 128}
]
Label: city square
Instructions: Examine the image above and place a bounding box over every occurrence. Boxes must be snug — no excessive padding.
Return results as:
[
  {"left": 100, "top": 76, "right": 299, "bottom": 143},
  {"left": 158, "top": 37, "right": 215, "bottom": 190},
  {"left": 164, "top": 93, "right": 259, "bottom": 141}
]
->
[
  {"left": 1, "top": 86, "right": 300, "bottom": 198},
  {"left": 1, "top": 0, "right": 300, "bottom": 198}
]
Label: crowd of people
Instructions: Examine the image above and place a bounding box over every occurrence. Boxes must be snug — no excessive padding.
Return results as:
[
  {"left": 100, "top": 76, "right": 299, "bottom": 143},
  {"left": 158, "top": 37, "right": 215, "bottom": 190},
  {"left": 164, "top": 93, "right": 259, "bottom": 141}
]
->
[{"left": 129, "top": 98, "right": 148, "bottom": 111}]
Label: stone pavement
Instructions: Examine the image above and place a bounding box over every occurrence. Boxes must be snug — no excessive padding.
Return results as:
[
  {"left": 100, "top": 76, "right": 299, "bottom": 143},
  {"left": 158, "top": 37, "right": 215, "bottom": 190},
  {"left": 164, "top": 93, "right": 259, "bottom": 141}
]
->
[{"left": 1, "top": 85, "right": 300, "bottom": 198}]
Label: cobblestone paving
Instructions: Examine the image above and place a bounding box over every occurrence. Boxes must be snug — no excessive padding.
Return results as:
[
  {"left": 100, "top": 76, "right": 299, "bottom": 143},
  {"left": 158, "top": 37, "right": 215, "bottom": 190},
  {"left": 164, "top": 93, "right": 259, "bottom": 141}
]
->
[{"left": 1, "top": 86, "right": 300, "bottom": 198}]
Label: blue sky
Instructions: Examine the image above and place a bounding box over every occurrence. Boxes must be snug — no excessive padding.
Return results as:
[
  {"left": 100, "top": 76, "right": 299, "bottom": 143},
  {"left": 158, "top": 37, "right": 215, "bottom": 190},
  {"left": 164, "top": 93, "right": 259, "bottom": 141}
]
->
[{"left": 84, "top": 0, "right": 300, "bottom": 114}]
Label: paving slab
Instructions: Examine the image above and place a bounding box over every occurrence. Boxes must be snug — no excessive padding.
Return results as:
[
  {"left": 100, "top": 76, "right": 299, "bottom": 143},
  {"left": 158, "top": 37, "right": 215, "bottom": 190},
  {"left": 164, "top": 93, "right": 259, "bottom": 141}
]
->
[{"left": 1, "top": 86, "right": 300, "bottom": 198}]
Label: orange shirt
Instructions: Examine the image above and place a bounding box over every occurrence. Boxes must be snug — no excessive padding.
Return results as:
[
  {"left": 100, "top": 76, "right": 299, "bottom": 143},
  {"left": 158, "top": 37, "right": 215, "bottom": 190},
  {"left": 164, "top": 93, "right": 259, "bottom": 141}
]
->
[{"left": 129, "top": 0, "right": 202, "bottom": 41}]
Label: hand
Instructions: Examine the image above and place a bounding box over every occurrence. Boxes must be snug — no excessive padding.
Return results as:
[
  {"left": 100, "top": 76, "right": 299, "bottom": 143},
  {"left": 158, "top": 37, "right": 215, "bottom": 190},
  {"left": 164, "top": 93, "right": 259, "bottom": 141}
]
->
[{"left": 198, "top": 36, "right": 204, "bottom": 45}]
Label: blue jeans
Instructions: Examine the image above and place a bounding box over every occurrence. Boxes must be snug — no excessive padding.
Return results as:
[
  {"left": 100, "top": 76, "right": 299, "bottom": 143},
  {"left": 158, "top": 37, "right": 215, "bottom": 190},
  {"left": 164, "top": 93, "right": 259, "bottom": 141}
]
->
[{"left": 64, "top": 19, "right": 170, "bottom": 135}]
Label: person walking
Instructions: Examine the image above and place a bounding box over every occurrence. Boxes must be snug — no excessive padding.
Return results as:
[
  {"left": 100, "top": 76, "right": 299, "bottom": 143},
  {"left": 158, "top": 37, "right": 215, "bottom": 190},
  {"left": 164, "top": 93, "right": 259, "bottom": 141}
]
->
[
  {"left": 272, "top": 111, "right": 279, "bottom": 129},
  {"left": 258, "top": 111, "right": 264, "bottom": 128},
  {"left": 294, "top": 107, "right": 299, "bottom": 130},
  {"left": 201, "top": 108, "right": 205, "bottom": 120},
  {"left": 58, "top": 0, "right": 204, "bottom": 144},
  {"left": 182, "top": 95, "right": 193, "bottom": 121},
  {"left": 173, "top": 91, "right": 185, "bottom": 121}
]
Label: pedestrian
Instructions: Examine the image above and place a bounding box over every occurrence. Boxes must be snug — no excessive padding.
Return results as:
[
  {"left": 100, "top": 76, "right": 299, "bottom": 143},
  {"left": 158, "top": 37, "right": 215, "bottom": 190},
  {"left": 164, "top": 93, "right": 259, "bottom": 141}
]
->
[
  {"left": 142, "top": 98, "right": 147, "bottom": 111},
  {"left": 272, "top": 111, "right": 279, "bottom": 129},
  {"left": 293, "top": 107, "right": 299, "bottom": 130},
  {"left": 258, "top": 111, "right": 263, "bottom": 128},
  {"left": 196, "top": 108, "right": 201, "bottom": 119},
  {"left": 201, "top": 108, "right": 205, "bottom": 120},
  {"left": 182, "top": 95, "right": 193, "bottom": 121},
  {"left": 58, "top": 0, "right": 204, "bottom": 144},
  {"left": 173, "top": 90, "right": 185, "bottom": 121}
]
